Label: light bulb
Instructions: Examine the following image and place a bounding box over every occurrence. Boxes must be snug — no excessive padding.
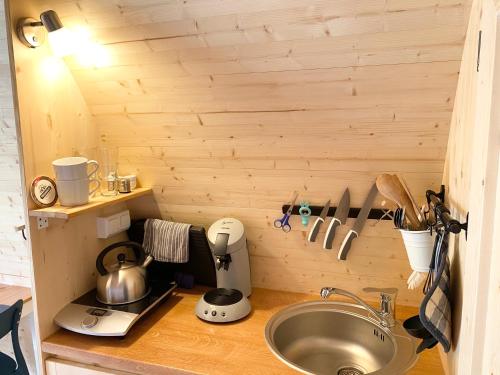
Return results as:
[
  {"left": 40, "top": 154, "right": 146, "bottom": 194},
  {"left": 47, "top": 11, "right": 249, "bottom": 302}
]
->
[{"left": 47, "top": 27, "right": 75, "bottom": 57}]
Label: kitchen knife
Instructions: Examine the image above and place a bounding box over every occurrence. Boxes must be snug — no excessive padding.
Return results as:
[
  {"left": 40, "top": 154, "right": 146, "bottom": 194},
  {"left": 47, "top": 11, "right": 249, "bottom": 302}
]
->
[
  {"left": 323, "top": 189, "right": 350, "bottom": 250},
  {"left": 307, "top": 200, "right": 330, "bottom": 242},
  {"left": 338, "top": 183, "right": 378, "bottom": 260}
]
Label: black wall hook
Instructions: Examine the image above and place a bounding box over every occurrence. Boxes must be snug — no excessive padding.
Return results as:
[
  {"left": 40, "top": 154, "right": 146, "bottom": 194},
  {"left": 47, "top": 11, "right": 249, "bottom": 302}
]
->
[{"left": 426, "top": 185, "right": 468, "bottom": 239}]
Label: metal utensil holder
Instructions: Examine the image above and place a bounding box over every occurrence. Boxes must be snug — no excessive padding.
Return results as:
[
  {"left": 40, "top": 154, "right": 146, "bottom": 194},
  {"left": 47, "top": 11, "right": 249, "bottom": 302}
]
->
[{"left": 426, "top": 186, "right": 468, "bottom": 239}]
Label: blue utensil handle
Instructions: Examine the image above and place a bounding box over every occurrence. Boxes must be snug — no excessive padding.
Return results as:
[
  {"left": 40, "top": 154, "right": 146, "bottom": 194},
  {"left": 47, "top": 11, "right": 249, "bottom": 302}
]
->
[
  {"left": 274, "top": 218, "right": 283, "bottom": 228},
  {"left": 282, "top": 223, "right": 291, "bottom": 232},
  {"left": 282, "top": 214, "right": 291, "bottom": 227}
]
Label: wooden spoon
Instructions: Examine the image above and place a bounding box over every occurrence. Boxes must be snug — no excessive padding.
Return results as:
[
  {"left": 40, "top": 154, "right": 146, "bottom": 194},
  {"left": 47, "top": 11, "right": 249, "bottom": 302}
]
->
[
  {"left": 376, "top": 174, "right": 423, "bottom": 230},
  {"left": 395, "top": 174, "right": 423, "bottom": 223}
]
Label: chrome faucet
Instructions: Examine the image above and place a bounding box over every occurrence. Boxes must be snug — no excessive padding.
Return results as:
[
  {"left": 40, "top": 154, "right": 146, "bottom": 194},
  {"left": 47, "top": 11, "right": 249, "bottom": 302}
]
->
[{"left": 320, "top": 287, "right": 398, "bottom": 328}]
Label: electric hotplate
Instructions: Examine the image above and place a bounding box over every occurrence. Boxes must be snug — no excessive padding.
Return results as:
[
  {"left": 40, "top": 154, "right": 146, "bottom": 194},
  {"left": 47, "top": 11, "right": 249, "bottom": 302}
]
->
[{"left": 54, "top": 281, "right": 176, "bottom": 336}]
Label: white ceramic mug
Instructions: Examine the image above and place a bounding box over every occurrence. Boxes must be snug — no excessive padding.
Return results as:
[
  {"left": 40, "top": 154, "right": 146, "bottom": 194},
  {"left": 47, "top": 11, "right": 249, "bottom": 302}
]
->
[
  {"left": 52, "top": 157, "right": 99, "bottom": 181},
  {"left": 56, "top": 178, "right": 100, "bottom": 207}
]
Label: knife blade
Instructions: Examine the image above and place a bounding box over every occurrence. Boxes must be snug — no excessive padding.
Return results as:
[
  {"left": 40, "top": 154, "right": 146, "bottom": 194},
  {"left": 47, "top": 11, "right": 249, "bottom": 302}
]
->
[
  {"left": 307, "top": 200, "right": 330, "bottom": 242},
  {"left": 338, "top": 183, "right": 378, "bottom": 260},
  {"left": 323, "top": 189, "right": 350, "bottom": 250}
]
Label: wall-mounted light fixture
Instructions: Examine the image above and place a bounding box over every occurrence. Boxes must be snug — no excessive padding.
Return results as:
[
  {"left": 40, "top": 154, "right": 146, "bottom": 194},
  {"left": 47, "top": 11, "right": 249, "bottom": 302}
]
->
[
  {"left": 16, "top": 10, "right": 110, "bottom": 69},
  {"left": 16, "top": 10, "right": 75, "bottom": 57}
]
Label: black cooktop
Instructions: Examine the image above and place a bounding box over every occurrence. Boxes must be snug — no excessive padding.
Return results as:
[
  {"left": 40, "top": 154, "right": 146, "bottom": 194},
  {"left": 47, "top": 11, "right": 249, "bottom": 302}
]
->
[
  {"left": 73, "top": 281, "right": 176, "bottom": 315},
  {"left": 203, "top": 288, "right": 243, "bottom": 306}
]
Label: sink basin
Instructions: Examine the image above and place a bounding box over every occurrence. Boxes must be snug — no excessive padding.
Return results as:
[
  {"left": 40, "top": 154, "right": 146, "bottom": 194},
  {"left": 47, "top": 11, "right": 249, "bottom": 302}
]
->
[{"left": 265, "top": 301, "right": 418, "bottom": 375}]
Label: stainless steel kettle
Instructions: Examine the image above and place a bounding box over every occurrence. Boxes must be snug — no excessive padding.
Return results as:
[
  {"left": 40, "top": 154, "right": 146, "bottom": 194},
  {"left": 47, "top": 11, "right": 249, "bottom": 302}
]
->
[{"left": 96, "top": 241, "right": 154, "bottom": 305}]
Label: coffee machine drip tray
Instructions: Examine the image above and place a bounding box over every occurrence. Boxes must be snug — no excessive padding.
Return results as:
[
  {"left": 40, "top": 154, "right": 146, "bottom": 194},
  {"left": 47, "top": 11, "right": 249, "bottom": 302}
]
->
[
  {"left": 203, "top": 288, "right": 243, "bottom": 306},
  {"left": 196, "top": 288, "right": 251, "bottom": 323}
]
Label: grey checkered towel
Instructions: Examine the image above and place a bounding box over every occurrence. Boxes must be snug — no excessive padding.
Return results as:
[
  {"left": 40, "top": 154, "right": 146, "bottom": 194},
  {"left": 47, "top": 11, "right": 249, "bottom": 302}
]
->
[
  {"left": 419, "top": 232, "right": 451, "bottom": 352},
  {"left": 143, "top": 219, "right": 191, "bottom": 263}
]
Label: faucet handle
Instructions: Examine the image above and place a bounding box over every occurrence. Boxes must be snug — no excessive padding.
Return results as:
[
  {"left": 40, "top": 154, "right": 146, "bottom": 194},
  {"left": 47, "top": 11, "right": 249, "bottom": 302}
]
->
[
  {"left": 363, "top": 287, "right": 397, "bottom": 322},
  {"left": 363, "top": 287, "right": 398, "bottom": 296}
]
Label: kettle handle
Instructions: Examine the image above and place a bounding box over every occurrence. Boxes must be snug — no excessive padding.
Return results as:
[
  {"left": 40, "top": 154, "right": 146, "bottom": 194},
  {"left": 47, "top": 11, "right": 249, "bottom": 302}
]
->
[{"left": 96, "top": 241, "right": 146, "bottom": 276}]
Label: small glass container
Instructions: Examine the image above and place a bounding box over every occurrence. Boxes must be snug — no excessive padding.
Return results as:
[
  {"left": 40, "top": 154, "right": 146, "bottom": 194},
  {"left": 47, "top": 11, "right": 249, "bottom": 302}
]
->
[
  {"left": 118, "top": 177, "right": 131, "bottom": 193},
  {"left": 99, "top": 147, "right": 119, "bottom": 196}
]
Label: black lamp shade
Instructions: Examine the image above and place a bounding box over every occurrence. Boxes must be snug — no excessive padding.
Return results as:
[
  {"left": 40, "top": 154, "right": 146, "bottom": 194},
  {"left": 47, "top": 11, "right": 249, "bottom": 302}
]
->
[{"left": 40, "top": 10, "right": 63, "bottom": 32}]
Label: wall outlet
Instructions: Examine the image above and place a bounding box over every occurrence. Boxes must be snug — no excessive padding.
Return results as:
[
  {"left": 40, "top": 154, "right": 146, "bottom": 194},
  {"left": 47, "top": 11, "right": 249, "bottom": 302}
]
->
[
  {"left": 37, "top": 217, "right": 48, "bottom": 230},
  {"left": 96, "top": 210, "right": 130, "bottom": 239}
]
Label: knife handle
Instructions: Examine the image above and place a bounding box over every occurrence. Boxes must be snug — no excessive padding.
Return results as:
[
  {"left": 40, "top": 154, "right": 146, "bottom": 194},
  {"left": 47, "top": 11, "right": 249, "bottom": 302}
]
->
[
  {"left": 323, "top": 218, "right": 341, "bottom": 250},
  {"left": 308, "top": 217, "right": 324, "bottom": 242},
  {"left": 338, "top": 230, "right": 358, "bottom": 260}
]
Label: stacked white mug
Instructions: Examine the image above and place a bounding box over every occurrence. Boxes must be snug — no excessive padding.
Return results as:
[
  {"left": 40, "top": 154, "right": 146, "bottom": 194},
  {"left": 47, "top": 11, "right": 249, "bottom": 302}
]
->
[{"left": 52, "top": 157, "right": 100, "bottom": 207}]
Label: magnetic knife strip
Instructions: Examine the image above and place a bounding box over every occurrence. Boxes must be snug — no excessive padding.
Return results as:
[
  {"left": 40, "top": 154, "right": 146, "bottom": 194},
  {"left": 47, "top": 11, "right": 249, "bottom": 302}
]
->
[{"left": 282, "top": 205, "right": 392, "bottom": 220}]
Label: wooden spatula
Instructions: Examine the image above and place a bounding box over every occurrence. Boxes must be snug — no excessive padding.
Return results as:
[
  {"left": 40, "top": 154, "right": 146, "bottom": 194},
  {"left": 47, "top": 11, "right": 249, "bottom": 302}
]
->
[
  {"left": 394, "top": 174, "right": 424, "bottom": 223},
  {"left": 375, "top": 174, "right": 424, "bottom": 230}
]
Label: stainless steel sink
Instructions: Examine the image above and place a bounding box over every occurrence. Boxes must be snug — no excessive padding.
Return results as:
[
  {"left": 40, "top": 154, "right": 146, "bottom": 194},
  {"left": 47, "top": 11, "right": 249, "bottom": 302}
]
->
[{"left": 265, "top": 301, "right": 418, "bottom": 375}]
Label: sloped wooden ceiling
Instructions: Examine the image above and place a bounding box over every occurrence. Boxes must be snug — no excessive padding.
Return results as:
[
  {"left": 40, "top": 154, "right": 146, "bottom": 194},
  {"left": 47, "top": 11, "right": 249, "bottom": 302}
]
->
[{"left": 45, "top": 0, "right": 469, "bottom": 304}]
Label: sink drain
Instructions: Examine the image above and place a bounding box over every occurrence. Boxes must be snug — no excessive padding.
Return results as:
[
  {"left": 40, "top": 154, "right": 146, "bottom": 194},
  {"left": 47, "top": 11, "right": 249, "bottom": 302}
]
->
[{"left": 337, "top": 367, "right": 365, "bottom": 375}]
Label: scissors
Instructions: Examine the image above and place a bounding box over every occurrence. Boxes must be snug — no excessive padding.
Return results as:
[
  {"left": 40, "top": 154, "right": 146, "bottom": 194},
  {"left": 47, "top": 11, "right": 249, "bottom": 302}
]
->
[{"left": 274, "top": 192, "right": 298, "bottom": 232}]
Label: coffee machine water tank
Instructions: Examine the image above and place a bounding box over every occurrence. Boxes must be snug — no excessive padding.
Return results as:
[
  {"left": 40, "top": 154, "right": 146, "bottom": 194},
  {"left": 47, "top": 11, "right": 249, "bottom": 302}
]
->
[{"left": 207, "top": 218, "right": 251, "bottom": 297}]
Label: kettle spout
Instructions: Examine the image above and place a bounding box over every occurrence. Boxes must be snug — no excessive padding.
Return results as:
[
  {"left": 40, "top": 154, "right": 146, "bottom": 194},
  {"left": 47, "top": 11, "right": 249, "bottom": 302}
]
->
[{"left": 142, "top": 255, "right": 154, "bottom": 268}]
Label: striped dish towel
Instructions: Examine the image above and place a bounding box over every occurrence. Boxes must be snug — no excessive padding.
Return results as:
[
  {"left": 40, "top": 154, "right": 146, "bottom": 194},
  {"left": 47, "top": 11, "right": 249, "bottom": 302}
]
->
[
  {"left": 419, "top": 231, "right": 451, "bottom": 352},
  {"left": 143, "top": 219, "right": 191, "bottom": 263}
]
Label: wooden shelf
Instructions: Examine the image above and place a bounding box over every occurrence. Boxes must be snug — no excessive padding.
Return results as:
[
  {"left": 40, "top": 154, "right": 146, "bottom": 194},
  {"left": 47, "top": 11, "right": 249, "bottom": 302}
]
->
[{"left": 28, "top": 187, "right": 153, "bottom": 220}]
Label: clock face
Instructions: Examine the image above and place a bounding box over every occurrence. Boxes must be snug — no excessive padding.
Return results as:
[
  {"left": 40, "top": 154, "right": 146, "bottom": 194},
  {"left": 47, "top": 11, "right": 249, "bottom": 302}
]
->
[{"left": 30, "top": 176, "right": 58, "bottom": 207}]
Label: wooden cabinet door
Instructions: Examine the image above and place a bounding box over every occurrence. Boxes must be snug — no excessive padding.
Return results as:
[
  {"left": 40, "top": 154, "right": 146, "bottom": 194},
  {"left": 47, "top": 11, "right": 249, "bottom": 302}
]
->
[{"left": 46, "top": 358, "right": 136, "bottom": 375}]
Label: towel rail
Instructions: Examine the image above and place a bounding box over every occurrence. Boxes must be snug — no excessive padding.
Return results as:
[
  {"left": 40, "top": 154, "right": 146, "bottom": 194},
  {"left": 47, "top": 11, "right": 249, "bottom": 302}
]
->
[{"left": 426, "top": 186, "right": 468, "bottom": 238}]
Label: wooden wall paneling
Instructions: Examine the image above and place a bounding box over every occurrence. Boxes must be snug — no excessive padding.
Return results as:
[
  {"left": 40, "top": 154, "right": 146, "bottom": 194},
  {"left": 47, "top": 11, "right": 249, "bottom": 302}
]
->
[
  {"left": 39, "top": 0, "right": 472, "bottom": 307},
  {"left": 64, "top": 30, "right": 467, "bottom": 78},
  {"left": 442, "top": 0, "right": 500, "bottom": 373},
  {"left": 441, "top": 0, "right": 481, "bottom": 371},
  {"left": 481, "top": 161, "right": 500, "bottom": 373},
  {"left": 7, "top": 0, "right": 125, "bottom": 347},
  {"left": 463, "top": 6, "right": 500, "bottom": 372},
  {"left": 1, "top": 1, "right": 41, "bottom": 373},
  {"left": 0, "top": 0, "right": 31, "bottom": 287},
  {"left": 480, "top": 11, "right": 500, "bottom": 373},
  {"left": 44, "top": 0, "right": 469, "bottom": 45}
]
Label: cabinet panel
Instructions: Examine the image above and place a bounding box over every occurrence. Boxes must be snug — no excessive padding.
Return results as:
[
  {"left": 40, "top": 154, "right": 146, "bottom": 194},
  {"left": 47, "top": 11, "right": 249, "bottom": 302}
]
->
[{"left": 46, "top": 358, "right": 135, "bottom": 375}]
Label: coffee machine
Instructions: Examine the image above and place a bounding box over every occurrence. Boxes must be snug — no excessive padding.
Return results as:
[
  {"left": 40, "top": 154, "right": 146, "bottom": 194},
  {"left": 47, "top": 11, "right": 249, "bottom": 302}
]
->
[{"left": 195, "top": 218, "right": 252, "bottom": 323}]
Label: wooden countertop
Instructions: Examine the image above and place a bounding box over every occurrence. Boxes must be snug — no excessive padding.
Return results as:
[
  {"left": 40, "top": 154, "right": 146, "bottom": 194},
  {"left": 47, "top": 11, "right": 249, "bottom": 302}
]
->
[
  {"left": 42, "top": 288, "right": 443, "bottom": 375},
  {"left": 0, "top": 283, "right": 31, "bottom": 306}
]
